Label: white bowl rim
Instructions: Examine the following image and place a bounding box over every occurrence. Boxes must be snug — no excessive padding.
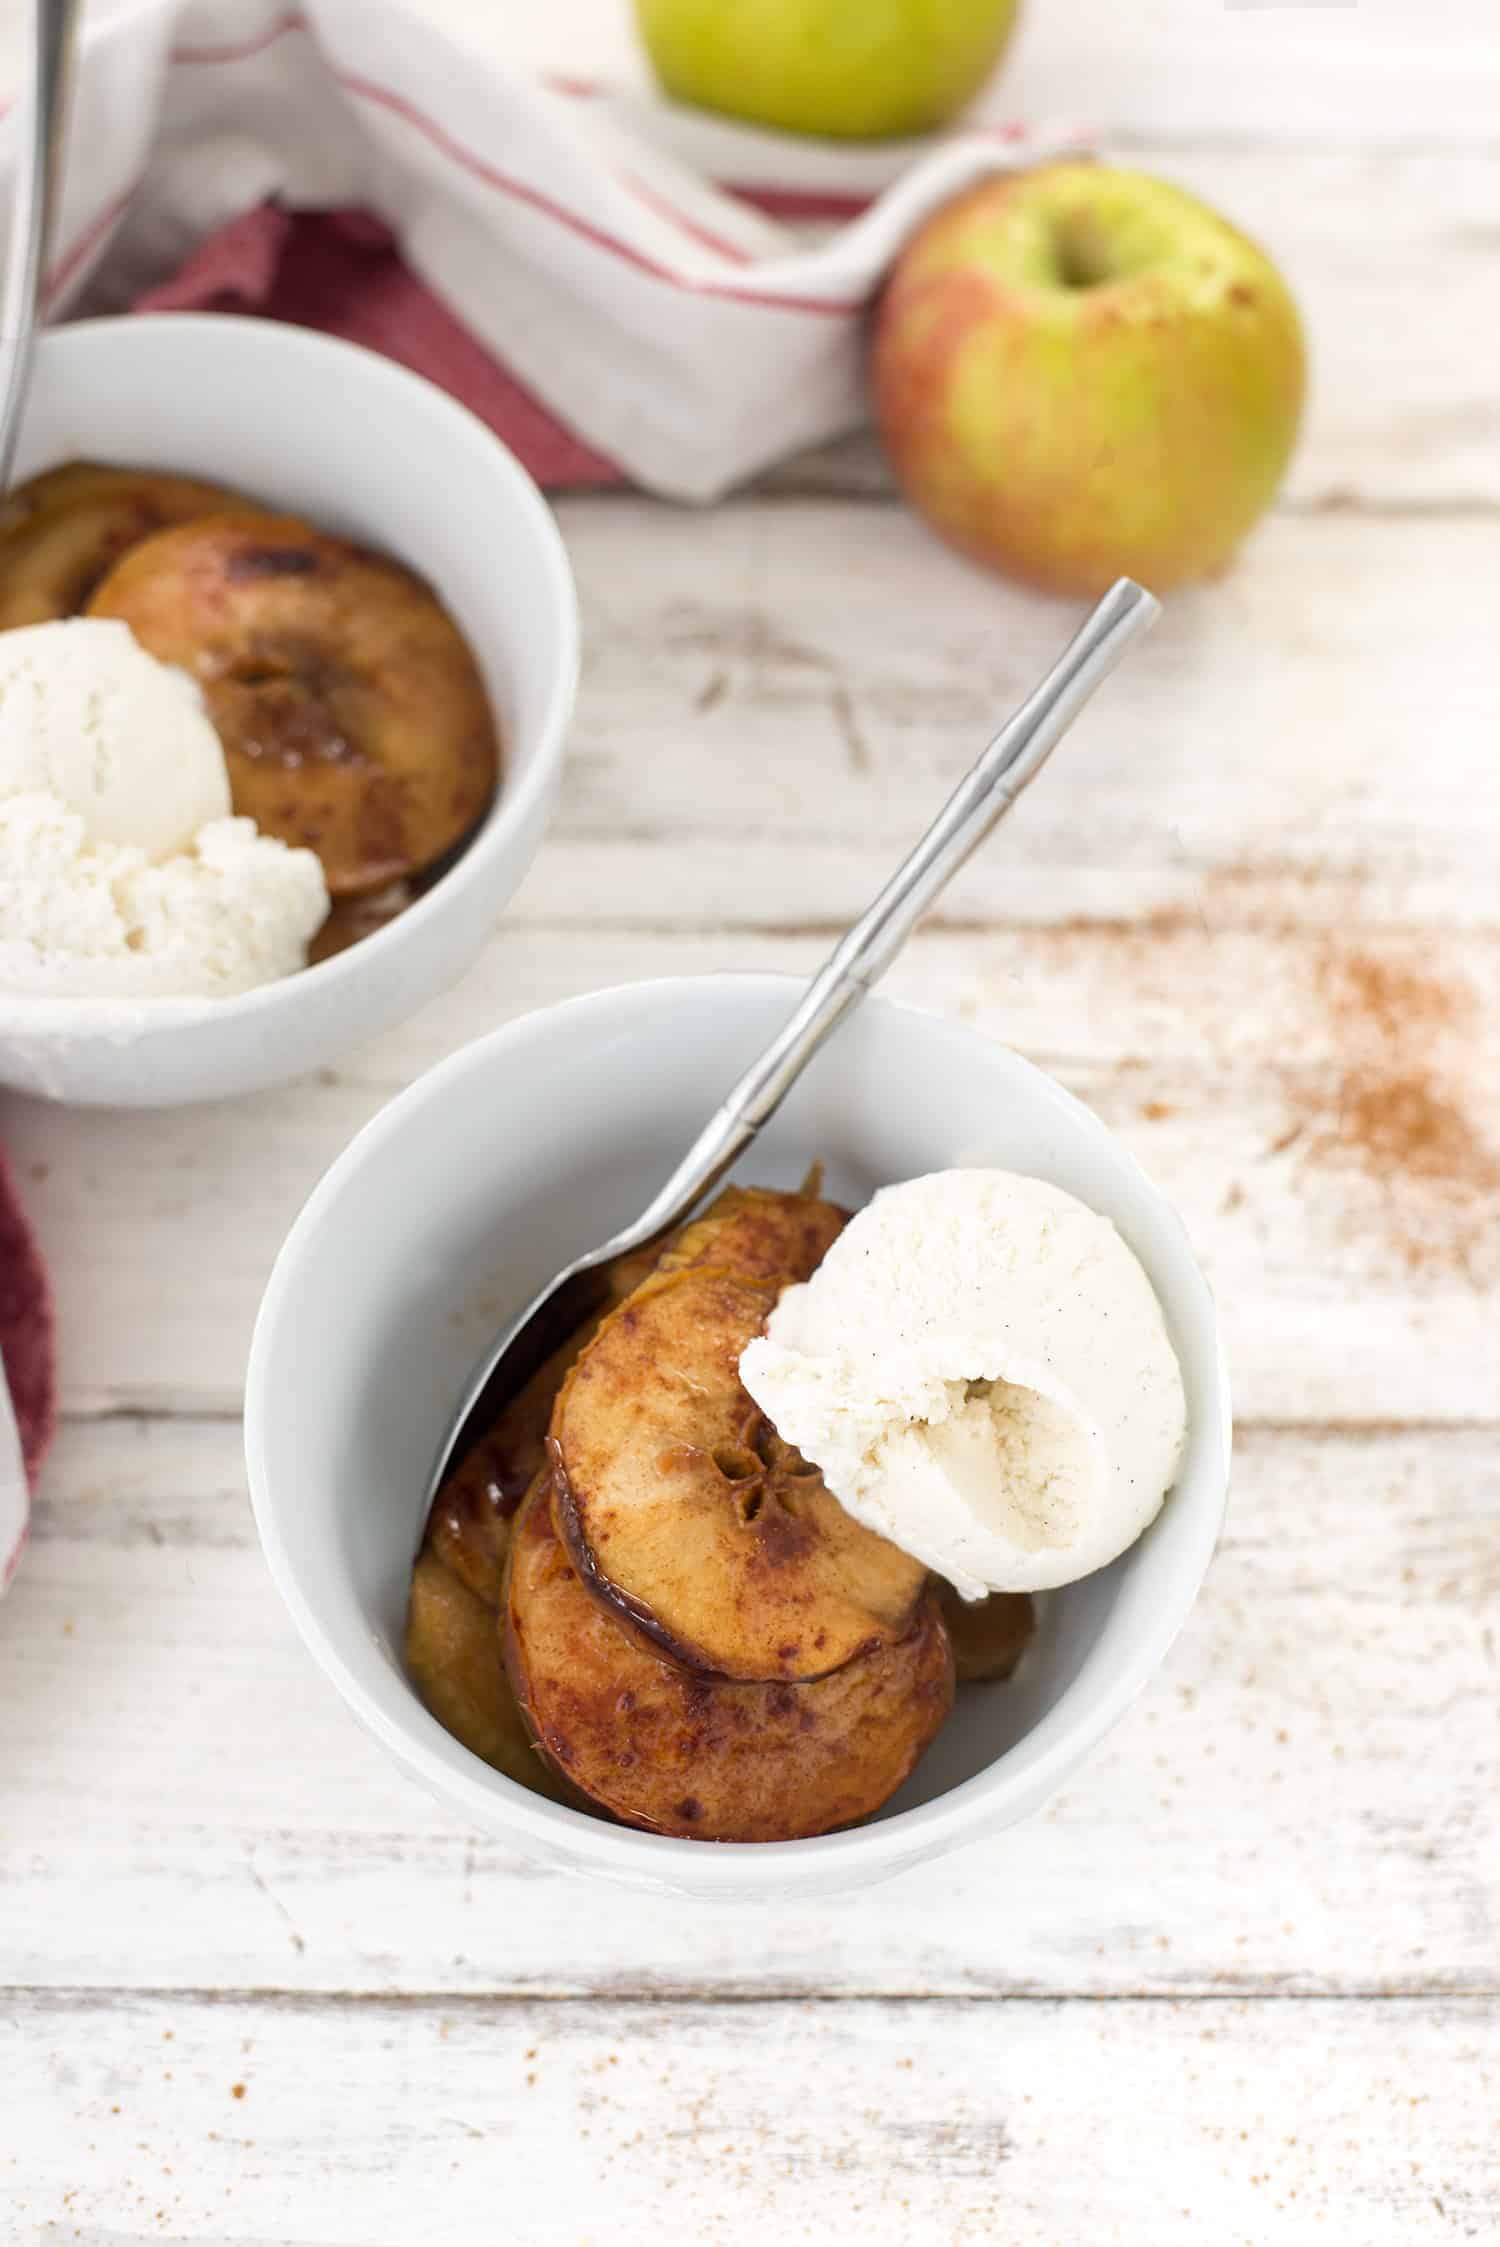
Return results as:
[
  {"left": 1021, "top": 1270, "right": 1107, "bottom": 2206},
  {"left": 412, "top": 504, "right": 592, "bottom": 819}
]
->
[
  {"left": 0, "top": 312, "right": 579, "bottom": 1033},
  {"left": 246, "top": 973, "right": 1233, "bottom": 1883}
]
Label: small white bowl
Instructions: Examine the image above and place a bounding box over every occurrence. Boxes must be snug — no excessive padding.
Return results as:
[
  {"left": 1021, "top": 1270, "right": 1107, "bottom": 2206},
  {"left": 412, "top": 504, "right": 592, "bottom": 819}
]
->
[
  {"left": 246, "top": 976, "right": 1231, "bottom": 1902},
  {"left": 0, "top": 315, "right": 577, "bottom": 1106}
]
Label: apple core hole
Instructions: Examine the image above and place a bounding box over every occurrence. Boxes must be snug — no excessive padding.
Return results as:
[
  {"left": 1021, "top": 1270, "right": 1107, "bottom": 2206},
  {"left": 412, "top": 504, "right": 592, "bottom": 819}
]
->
[{"left": 713, "top": 1446, "right": 760, "bottom": 1483}]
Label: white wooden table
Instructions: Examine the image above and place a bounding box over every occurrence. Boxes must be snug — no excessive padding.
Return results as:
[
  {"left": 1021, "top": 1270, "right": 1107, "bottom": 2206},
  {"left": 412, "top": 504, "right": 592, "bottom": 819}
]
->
[{"left": 3, "top": 3, "right": 1498, "bottom": 2240}]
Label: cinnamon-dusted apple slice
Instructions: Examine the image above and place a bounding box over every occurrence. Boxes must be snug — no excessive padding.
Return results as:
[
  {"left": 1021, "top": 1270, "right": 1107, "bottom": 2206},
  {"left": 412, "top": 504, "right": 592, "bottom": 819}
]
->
[
  {"left": 939, "top": 1583, "right": 1037, "bottom": 1684},
  {"left": 552, "top": 1193, "right": 928, "bottom": 1683},
  {"left": 505, "top": 1480, "right": 953, "bottom": 1841},
  {"left": 657, "top": 1182, "right": 847, "bottom": 1284},
  {"left": 405, "top": 1549, "right": 567, "bottom": 1799},
  {"left": 424, "top": 1184, "right": 838, "bottom": 1601}
]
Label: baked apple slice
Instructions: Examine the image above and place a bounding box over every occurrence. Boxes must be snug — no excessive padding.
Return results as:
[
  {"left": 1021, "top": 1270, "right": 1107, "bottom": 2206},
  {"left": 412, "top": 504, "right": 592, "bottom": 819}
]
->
[
  {"left": 659, "top": 1182, "right": 847, "bottom": 1284},
  {"left": 405, "top": 1548, "right": 566, "bottom": 1798},
  {"left": 939, "top": 1584, "right": 1037, "bottom": 1684},
  {"left": 552, "top": 1192, "right": 928, "bottom": 1683},
  {"left": 422, "top": 1429, "right": 517, "bottom": 1610},
  {"left": 505, "top": 1481, "right": 954, "bottom": 1841},
  {"left": 88, "top": 511, "right": 499, "bottom": 895},
  {"left": 408, "top": 1351, "right": 591, "bottom": 1796},
  {"left": 0, "top": 461, "right": 251, "bottom": 627}
]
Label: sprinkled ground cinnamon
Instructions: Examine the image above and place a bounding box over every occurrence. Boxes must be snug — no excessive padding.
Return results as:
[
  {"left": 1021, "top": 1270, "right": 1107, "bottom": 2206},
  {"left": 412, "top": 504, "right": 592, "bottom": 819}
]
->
[
  {"left": 1295, "top": 946, "right": 1500, "bottom": 1272},
  {"left": 1322, "top": 952, "right": 1460, "bottom": 1047},
  {"left": 1034, "top": 876, "right": 1497, "bottom": 1274}
]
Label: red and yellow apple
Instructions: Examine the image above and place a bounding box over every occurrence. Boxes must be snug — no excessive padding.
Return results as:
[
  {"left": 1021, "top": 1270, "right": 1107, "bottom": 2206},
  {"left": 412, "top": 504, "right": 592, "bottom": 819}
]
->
[
  {"left": 871, "top": 164, "right": 1306, "bottom": 593},
  {"left": 634, "top": 0, "right": 1021, "bottom": 141}
]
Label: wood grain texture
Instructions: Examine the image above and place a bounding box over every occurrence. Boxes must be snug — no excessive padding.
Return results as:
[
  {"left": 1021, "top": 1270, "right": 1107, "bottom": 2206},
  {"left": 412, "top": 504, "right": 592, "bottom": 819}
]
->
[
  {"left": 4, "top": 1417, "right": 1495, "bottom": 2001},
  {"left": 4, "top": 1990, "right": 1497, "bottom": 2246}
]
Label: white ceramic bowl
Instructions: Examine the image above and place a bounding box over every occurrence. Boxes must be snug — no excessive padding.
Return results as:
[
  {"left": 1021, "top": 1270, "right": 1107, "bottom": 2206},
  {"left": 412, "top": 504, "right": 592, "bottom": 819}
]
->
[
  {"left": 247, "top": 977, "right": 1231, "bottom": 1901},
  {"left": 0, "top": 315, "right": 576, "bottom": 1106}
]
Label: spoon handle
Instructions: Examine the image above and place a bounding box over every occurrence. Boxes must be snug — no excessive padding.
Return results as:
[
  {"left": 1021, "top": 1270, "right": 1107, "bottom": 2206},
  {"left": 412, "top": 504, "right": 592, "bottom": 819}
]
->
[
  {"left": 623, "top": 576, "right": 1159, "bottom": 1237},
  {"left": 0, "top": 0, "right": 81, "bottom": 495}
]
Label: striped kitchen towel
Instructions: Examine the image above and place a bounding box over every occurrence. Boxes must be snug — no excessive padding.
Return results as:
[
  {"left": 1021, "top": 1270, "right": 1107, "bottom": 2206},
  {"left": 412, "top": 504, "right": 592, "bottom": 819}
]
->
[{"left": 10, "top": 0, "right": 1085, "bottom": 499}]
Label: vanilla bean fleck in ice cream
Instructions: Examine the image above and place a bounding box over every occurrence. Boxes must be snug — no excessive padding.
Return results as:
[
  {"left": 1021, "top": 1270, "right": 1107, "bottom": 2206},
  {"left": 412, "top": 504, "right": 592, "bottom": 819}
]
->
[{"left": 739, "top": 1169, "right": 1188, "bottom": 1599}]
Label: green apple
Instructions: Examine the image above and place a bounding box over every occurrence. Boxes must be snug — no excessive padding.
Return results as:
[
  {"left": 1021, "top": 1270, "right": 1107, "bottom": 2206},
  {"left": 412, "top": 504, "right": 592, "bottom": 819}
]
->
[
  {"left": 635, "top": 0, "right": 1021, "bottom": 141},
  {"left": 870, "top": 164, "right": 1306, "bottom": 594}
]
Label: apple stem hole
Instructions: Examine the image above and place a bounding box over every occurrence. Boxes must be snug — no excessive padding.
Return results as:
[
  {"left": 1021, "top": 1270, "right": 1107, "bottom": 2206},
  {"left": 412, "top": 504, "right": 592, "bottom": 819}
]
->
[{"left": 1052, "top": 216, "right": 1117, "bottom": 291}]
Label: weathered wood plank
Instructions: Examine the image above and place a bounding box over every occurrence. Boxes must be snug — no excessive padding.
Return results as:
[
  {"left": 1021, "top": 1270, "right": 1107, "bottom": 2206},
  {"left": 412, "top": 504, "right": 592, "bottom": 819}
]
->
[
  {"left": 3, "top": 1989, "right": 1496, "bottom": 2245},
  {"left": 4, "top": 1418, "right": 1495, "bottom": 2000},
  {"left": 548, "top": 501, "right": 1500, "bottom": 924},
  {"left": 999, "top": 0, "right": 1500, "bottom": 152}
]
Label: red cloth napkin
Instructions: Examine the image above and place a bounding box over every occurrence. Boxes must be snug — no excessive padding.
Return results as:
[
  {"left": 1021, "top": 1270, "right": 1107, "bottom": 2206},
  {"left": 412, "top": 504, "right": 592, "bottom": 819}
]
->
[
  {"left": 0, "top": 1147, "right": 55, "bottom": 1487},
  {"left": 135, "top": 204, "right": 623, "bottom": 491}
]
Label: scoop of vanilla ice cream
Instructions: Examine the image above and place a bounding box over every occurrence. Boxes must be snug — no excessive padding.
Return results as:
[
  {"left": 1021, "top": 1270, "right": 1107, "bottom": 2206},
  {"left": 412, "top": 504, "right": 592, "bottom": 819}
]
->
[
  {"left": 0, "top": 796, "right": 328, "bottom": 1000},
  {"left": 0, "top": 618, "right": 230, "bottom": 859},
  {"left": 739, "top": 1170, "right": 1187, "bottom": 1600}
]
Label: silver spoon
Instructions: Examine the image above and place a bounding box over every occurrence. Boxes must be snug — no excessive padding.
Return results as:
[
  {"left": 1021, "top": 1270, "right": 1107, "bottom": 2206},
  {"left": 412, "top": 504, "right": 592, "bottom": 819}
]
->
[
  {"left": 0, "top": 0, "right": 81, "bottom": 495},
  {"left": 427, "top": 575, "right": 1159, "bottom": 1502}
]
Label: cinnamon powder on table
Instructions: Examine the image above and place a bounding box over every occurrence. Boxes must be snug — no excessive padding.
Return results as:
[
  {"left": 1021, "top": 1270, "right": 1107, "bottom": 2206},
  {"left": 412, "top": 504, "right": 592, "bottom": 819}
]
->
[
  {"left": 1291, "top": 944, "right": 1500, "bottom": 1274},
  {"left": 1027, "top": 871, "right": 1496, "bottom": 1275}
]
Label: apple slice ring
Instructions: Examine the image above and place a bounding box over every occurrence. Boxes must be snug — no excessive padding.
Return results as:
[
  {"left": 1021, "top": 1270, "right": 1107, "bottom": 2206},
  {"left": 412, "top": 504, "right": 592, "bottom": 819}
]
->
[
  {"left": 552, "top": 1253, "right": 930, "bottom": 1686},
  {"left": 657, "top": 1182, "right": 849, "bottom": 1286},
  {"left": 419, "top": 1194, "right": 823, "bottom": 1614},
  {"left": 505, "top": 1479, "right": 954, "bottom": 1842},
  {"left": 88, "top": 511, "right": 499, "bottom": 896},
  {"left": 0, "top": 461, "right": 254, "bottom": 629}
]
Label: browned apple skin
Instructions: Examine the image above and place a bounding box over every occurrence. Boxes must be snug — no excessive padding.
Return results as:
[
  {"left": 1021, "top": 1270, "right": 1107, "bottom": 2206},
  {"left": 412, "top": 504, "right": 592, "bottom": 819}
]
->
[
  {"left": 505, "top": 1479, "right": 954, "bottom": 1843},
  {"left": 552, "top": 1192, "right": 928, "bottom": 1683}
]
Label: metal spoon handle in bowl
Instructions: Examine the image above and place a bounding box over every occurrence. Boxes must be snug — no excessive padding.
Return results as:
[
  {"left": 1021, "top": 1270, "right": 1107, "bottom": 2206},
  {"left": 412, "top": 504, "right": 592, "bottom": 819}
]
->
[
  {"left": 430, "top": 577, "right": 1158, "bottom": 1495},
  {"left": 0, "top": 0, "right": 81, "bottom": 495},
  {"left": 617, "top": 574, "right": 1159, "bottom": 1231}
]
